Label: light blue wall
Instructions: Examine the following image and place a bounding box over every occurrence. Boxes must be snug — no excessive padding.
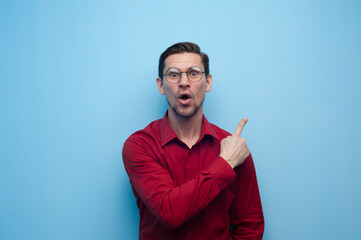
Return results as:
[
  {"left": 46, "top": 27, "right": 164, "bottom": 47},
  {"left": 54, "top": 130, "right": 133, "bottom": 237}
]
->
[{"left": 1, "top": 1, "right": 360, "bottom": 239}]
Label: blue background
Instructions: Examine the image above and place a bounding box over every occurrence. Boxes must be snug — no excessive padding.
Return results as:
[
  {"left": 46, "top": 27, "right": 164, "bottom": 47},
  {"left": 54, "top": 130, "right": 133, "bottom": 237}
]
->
[{"left": 1, "top": 0, "right": 361, "bottom": 239}]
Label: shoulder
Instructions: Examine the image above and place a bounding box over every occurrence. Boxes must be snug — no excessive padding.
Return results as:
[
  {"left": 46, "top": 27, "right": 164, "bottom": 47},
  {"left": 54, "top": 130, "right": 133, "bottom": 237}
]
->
[
  {"left": 123, "top": 118, "right": 162, "bottom": 150},
  {"left": 122, "top": 118, "right": 165, "bottom": 167},
  {"left": 208, "top": 122, "right": 231, "bottom": 140}
]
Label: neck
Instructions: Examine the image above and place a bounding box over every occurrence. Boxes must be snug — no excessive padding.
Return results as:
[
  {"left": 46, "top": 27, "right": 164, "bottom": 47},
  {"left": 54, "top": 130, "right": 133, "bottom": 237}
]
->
[{"left": 167, "top": 108, "right": 203, "bottom": 148}]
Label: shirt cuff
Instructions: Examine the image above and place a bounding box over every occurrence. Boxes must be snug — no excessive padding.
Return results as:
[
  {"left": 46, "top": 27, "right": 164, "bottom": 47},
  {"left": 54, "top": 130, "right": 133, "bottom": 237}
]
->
[{"left": 206, "top": 156, "right": 236, "bottom": 189}]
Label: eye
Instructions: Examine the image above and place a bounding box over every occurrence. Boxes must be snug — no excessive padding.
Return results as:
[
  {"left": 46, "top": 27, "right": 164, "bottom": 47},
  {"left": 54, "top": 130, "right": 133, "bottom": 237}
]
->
[
  {"left": 169, "top": 72, "right": 179, "bottom": 78},
  {"left": 188, "top": 68, "right": 201, "bottom": 78},
  {"left": 166, "top": 68, "right": 180, "bottom": 80},
  {"left": 189, "top": 71, "right": 199, "bottom": 76}
]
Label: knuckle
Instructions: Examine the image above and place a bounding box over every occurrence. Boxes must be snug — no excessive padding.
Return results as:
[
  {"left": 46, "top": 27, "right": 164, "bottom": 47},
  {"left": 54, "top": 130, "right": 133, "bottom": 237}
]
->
[{"left": 222, "top": 136, "right": 229, "bottom": 141}]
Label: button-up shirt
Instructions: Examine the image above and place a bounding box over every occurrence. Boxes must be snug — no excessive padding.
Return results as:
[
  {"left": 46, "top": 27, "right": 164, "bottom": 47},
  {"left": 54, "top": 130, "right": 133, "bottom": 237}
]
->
[{"left": 122, "top": 113, "right": 264, "bottom": 239}]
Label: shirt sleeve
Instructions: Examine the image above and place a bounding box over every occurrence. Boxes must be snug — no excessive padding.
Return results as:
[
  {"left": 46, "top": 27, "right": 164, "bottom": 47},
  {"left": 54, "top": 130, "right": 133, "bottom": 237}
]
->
[
  {"left": 122, "top": 137, "right": 236, "bottom": 229},
  {"left": 230, "top": 153, "right": 265, "bottom": 239}
]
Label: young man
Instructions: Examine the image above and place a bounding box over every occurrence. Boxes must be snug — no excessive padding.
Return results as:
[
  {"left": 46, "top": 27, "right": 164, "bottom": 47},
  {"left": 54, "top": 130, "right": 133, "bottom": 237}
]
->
[{"left": 122, "top": 42, "right": 264, "bottom": 239}]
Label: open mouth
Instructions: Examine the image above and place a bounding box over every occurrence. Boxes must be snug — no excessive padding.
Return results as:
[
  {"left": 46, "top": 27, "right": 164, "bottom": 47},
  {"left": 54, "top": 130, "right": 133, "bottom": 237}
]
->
[
  {"left": 178, "top": 93, "right": 192, "bottom": 104},
  {"left": 180, "top": 95, "right": 190, "bottom": 100},
  {"left": 178, "top": 93, "right": 191, "bottom": 100}
]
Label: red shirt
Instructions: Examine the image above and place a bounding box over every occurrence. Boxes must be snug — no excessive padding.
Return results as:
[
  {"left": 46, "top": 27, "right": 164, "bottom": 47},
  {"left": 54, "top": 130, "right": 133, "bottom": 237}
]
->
[{"left": 122, "top": 113, "right": 264, "bottom": 240}]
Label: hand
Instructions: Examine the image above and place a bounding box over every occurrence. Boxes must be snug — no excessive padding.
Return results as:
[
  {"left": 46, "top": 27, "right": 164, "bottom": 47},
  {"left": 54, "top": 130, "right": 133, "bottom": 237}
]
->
[{"left": 220, "top": 118, "right": 250, "bottom": 168}]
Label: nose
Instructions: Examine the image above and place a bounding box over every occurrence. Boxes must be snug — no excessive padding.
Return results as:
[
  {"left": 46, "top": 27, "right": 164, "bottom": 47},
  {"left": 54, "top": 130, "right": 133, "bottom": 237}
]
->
[{"left": 179, "top": 72, "right": 190, "bottom": 88}]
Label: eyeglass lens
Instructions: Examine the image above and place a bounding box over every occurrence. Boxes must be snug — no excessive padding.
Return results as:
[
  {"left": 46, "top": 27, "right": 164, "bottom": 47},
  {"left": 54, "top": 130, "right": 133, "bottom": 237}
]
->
[{"left": 165, "top": 66, "right": 203, "bottom": 83}]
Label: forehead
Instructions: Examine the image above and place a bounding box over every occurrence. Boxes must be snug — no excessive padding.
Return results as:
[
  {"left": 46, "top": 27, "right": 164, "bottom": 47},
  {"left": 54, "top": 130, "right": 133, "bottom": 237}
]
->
[{"left": 164, "top": 52, "right": 203, "bottom": 71}]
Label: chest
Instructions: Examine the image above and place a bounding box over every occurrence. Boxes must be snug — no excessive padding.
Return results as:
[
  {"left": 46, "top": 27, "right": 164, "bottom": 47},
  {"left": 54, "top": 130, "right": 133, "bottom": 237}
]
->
[{"left": 159, "top": 137, "right": 220, "bottom": 185}]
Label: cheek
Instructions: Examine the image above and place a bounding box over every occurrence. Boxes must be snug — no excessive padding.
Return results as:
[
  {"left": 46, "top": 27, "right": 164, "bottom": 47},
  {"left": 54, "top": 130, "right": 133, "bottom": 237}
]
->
[
  {"left": 196, "top": 84, "right": 207, "bottom": 98},
  {"left": 164, "top": 86, "right": 177, "bottom": 99}
]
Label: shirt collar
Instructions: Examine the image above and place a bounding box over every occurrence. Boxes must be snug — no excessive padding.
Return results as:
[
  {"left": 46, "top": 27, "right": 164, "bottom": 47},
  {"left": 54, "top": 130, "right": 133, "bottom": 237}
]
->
[{"left": 160, "top": 111, "right": 220, "bottom": 147}]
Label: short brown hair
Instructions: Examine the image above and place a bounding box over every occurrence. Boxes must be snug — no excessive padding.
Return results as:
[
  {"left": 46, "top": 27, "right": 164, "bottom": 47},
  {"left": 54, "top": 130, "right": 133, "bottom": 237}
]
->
[{"left": 158, "top": 42, "right": 210, "bottom": 78}]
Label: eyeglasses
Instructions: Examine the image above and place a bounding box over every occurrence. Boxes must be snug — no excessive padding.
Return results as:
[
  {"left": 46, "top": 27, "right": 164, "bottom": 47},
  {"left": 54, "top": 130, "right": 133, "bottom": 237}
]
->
[{"left": 164, "top": 66, "right": 205, "bottom": 84}]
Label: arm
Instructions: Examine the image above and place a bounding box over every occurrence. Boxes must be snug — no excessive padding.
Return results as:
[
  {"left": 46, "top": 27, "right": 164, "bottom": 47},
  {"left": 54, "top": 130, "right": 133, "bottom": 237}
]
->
[
  {"left": 122, "top": 138, "right": 236, "bottom": 229},
  {"left": 230, "top": 154, "right": 264, "bottom": 239},
  {"left": 219, "top": 118, "right": 264, "bottom": 238}
]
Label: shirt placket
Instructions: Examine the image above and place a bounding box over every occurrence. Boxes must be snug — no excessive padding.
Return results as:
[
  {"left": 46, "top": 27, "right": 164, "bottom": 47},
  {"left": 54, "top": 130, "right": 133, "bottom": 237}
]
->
[
  {"left": 184, "top": 223, "right": 192, "bottom": 239},
  {"left": 185, "top": 147, "right": 196, "bottom": 181},
  {"left": 184, "top": 145, "right": 199, "bottom": 239}
]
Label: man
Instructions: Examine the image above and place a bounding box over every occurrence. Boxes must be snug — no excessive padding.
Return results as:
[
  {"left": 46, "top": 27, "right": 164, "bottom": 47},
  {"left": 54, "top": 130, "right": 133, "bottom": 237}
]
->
[{"left": 122, "top": 42, "right": 264, "bottom": 239}]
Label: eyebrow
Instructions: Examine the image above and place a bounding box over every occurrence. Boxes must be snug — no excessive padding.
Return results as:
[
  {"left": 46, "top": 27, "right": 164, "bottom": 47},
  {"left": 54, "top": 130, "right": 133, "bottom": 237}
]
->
[{"left": 166, "top": 66, "right": 203, "bottom": 71}]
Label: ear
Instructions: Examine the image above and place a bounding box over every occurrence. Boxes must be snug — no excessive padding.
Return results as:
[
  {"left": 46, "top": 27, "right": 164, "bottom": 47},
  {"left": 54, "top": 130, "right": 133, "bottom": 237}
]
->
[
  {"left": 205, "top": 74, "right": 213, "bottom": 92},
  {"left": 156, "top": 77, "right": 165, "bottom": 95}
]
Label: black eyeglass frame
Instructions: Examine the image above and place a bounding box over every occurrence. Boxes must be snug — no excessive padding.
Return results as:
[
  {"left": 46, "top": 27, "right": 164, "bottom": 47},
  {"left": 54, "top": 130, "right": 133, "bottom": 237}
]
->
[{"left": 163, "top": 66, "right": 205, "bottom": 84}]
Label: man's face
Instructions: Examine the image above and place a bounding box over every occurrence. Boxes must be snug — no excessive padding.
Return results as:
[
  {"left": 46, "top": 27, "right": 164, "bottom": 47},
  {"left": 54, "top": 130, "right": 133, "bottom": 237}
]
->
[{"left": 156, "top": 52, "right": 213, "bottom": 118}]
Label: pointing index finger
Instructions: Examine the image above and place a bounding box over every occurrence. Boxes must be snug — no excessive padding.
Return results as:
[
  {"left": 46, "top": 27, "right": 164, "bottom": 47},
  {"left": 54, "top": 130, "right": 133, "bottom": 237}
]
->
[{"left": 233, "top": 117, "right": 248, "bottom": 136}]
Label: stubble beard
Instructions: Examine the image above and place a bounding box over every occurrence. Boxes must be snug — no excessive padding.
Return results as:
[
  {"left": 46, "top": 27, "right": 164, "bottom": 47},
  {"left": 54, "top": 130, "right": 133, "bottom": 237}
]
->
[{"left": 166, "top": 96, "right": 205, "bottom": 119}]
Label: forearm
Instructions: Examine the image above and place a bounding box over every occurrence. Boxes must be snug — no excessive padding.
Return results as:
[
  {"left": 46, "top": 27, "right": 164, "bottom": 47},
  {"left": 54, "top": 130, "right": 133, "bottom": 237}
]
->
[
  {"left": 123, "top": 141, "right": 235, "bottom": 228},
  {"left": 148, "top": 160, "right": 232, "bottom": 228},
  {"left": 230, "top": 155, "right": 264, "bottom": 239}
]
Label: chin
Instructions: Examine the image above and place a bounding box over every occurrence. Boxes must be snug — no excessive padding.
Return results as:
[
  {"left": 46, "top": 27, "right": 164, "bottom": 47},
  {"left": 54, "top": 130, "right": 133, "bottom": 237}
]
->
[
  {"left": 166, "top": 97, "right": 204, "bottom": 119},
  {"left": 173, "top": 105, "right": 200, "bottom": 118}
]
